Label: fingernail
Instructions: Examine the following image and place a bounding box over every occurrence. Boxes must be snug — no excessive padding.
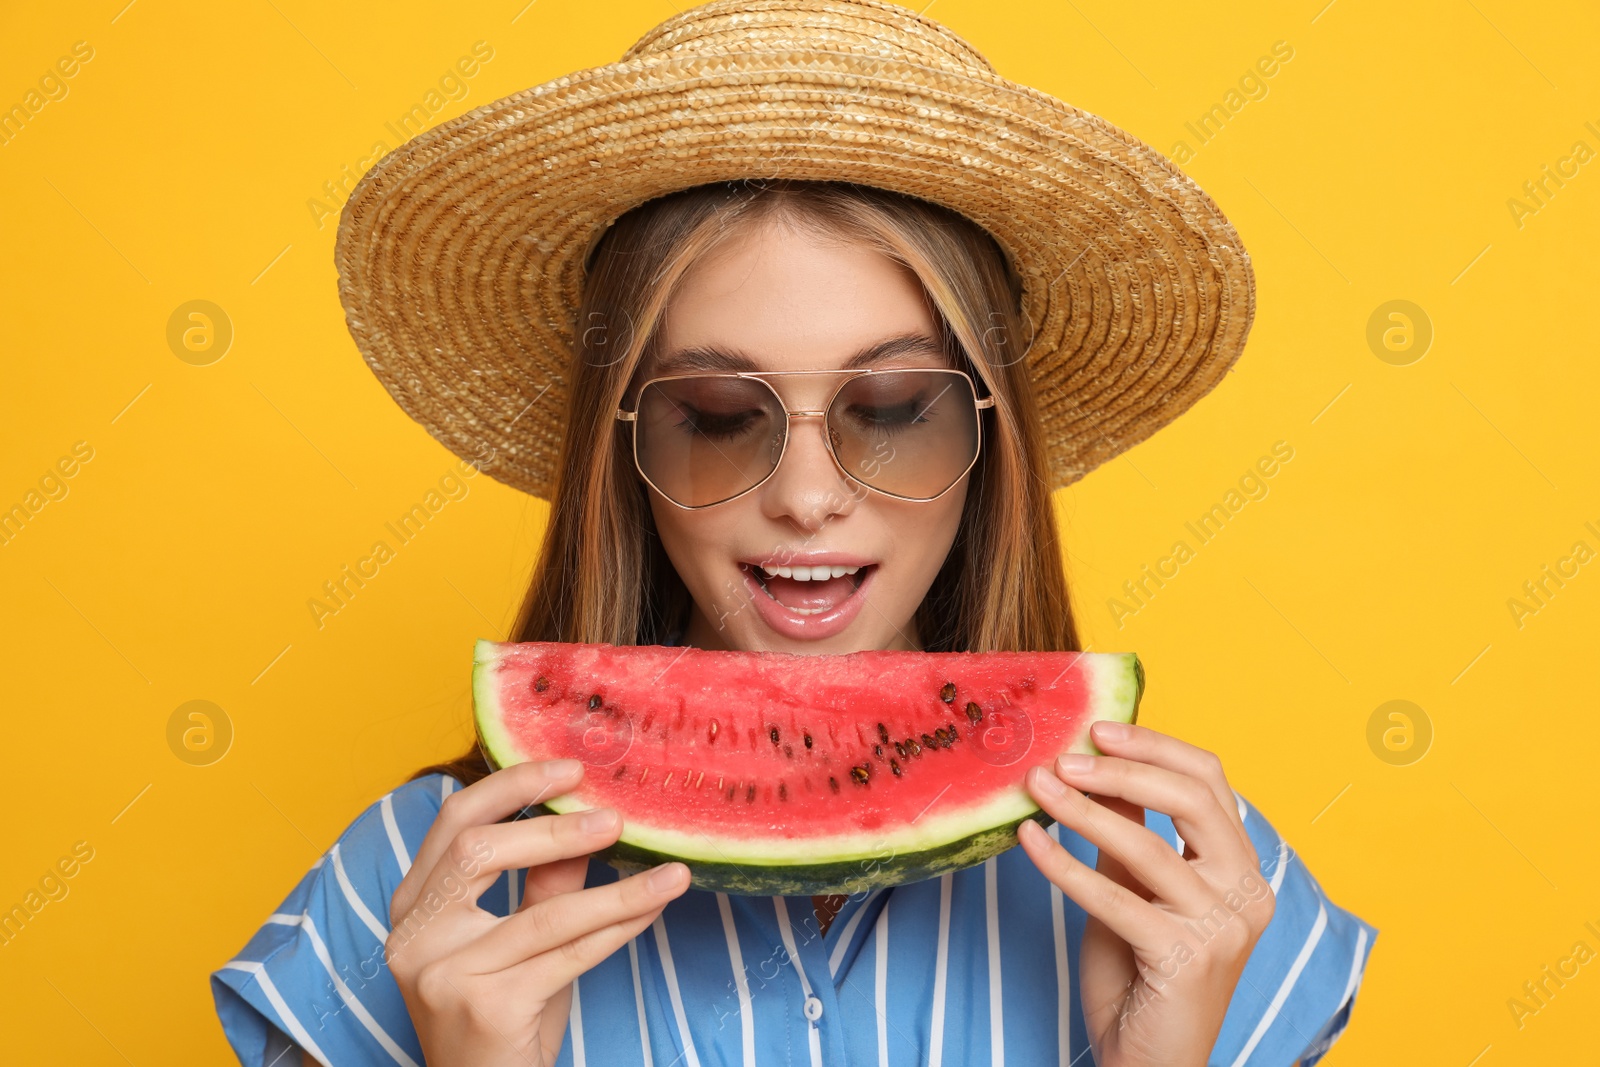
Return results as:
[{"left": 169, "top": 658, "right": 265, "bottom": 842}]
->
[
  {"left": 549, "top": 759, "right": 583, "bottom": 777},
  {"left": 1093, "top": 720, "right": 1131, "bottom": 743},
  {"left": 647, "top": 862, "right": 684, "bottom": 893},
  {"left": 1029, "top": 765, "right": 1066, "bottom": 797},
  {"left": 1056, "top": 753, "right": 1096, "bottom": 776},
  {"left": 580, "top": 808, "right": 617, "bottom": 833}
]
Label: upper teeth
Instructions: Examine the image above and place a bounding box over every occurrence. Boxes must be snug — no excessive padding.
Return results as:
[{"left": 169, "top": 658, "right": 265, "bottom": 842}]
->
[{"left": 758, "top": 564, "right": 861, "bottom": 581}]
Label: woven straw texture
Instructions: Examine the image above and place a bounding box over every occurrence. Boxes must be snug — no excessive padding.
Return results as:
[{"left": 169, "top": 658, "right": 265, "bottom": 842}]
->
[{"left": 334, "top": 0, "right": 1255, "bottom": 499}]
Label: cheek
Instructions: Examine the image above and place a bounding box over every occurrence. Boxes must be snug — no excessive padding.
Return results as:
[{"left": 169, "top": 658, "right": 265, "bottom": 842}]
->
[
  {"left": 884, "top": 485, "right": 967, "bottom": 581},
  {"left": 648, "top": 495, "right": 734, "bottom": 592},
  {"left": 648, "top": 498, "right": 693, "bottom": 572}
]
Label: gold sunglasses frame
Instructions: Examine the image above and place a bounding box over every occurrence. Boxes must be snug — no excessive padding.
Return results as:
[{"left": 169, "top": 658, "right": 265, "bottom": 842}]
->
[{"left": 615, "top": 367, "right": 996, "bottom": 510}]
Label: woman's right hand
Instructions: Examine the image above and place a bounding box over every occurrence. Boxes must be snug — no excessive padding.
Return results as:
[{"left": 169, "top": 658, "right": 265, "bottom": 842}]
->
[{"left": 385, "top": 759, "right": 690, "bottom": 1066}]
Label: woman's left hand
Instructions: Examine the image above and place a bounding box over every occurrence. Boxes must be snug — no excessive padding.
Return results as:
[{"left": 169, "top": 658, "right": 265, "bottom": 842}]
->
[{"left": 1016, "top": 720, "right": 1276, "bottom": 1067}]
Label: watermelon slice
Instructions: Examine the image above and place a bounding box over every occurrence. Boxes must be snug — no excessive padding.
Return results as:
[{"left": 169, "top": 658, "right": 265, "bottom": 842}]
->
[{"left": 472, "top": 640, "right": 1143, "bottom": 895}]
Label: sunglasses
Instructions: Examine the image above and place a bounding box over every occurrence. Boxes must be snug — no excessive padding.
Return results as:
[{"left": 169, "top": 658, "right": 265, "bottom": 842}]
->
[{"left": 616, "top": 367, "right": 995, "bottom": 509}]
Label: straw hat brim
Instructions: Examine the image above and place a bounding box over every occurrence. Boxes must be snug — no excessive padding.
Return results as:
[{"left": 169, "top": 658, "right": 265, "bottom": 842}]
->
[{"left": 335, "top": 42, "right": 1255, "bottom": 499}]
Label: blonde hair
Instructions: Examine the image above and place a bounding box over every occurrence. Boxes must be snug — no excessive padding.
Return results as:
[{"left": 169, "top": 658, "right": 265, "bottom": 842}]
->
[{"left": 412, "top": 179, "right": 1080, "bottom": 786}]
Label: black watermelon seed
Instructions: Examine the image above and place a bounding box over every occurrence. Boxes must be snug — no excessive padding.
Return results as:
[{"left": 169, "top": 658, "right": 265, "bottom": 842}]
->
[
  {"left": 876, "top": 723, "right": 890, "bottom": 744},
  {"left": 588, "top": 694, "right": 602, "bottom": 709},
  {"left": 803, "top": 732, "right": 813, "bottom": 749},
  {"left": 727, "top": 784, "right": 736, "bottom": 801},
  {"left": 779, "top": 782, "right": 788, "bottom": 800},
  {"left": 769, "top": 726, "right": 780, "bottom": 745},
  {"left": 889, "top": 757, "right": 902, "bottom": 777},
  {"left": 940, "top": 682, "right": 956, "bottom": 703},
  {"left": 746, "top": 783, "right": 757, "bottom": 802},
  {"left": 850, "top": 765, "right": 871, "bottom": 785},
  {"left": 965, "top": 701, "right": 982, "bottom": 723},
  {"left": 534, "top": 676, "right": 549, "bottom": 692},
  {"left": 873, "top": 744, "right": 884, "bottom": 759},
  {"left": 906, "top": 737, "right": 922, "bottom": 756},
  {"left": 921, "top": 732, "right": 938, "bottom": 749},
  {"left": 828, "top": 775, "right": 840, "bottom": 794},
  {"left": 784, "top": 744, "right": 793, "bottom": 758},
  {"left": 894, "top": 741, "right": 907, "bottom": 759}
]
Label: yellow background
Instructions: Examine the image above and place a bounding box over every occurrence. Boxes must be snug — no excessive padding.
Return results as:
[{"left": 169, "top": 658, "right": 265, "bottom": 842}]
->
[{"left": 2, "top": 0, "right": 1596, "bottom": 1062}]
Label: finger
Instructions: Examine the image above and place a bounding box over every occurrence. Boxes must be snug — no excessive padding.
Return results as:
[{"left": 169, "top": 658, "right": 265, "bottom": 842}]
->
[
  {"left": 392, "top": 760, "right": 583, "bottom": 921},
  {"left": 1047, "top": 752, "right": 1248, "bottom": 864},
  {"left": 521, "top": 855, "right": 591, "bottom": 912},
  {"left": 1015, "top": 818, "right": 1169, "bottom": 956},
  {"left": 504, "top": 898, "right": 672, "bottom": 997},
  {"left": 1088, "top": 722, "right": 1247, "bottom": 839},
  {"left": 1026, "top": 766, "right": 1212, "bottom": 911},
  {"left": 460, "top": 861, "right": 690, "bottom": 974},
  {"left": 423, "top": 808, "right": 633, "bottom": 920},
  {"left": 1089, "top": 794, "right": 1156, "bottom": 902}
]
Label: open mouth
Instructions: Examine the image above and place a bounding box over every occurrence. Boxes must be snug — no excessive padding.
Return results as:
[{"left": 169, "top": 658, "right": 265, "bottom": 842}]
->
[{"left": 739, "top": 562, "right": 874, "bottom": 616}]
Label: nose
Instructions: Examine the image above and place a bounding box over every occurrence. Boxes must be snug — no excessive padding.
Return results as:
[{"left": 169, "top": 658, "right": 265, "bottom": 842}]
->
[{"left": 758, "top": 412, "right": 860, "bottom": 531}]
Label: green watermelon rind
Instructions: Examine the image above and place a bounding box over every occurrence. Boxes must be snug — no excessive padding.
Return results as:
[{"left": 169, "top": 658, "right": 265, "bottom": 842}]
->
[
  {"left": 471, "top": 640, "right": 1143, "bottom": 895},
  {"left": 600, "top": 809, "right": 1062, "bottom": 896},
  {"left": 473, "top": 641, "right": 523, "bottom": 772}
]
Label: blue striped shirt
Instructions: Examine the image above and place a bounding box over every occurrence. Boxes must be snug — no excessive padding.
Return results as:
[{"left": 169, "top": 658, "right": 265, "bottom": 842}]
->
[{"left": 210, "top": 771, "right": 1376, "bottom": 1065}]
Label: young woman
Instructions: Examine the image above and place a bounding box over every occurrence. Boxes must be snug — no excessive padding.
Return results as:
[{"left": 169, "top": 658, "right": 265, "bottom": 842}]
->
[{"left": 212, "top": 4, "right": 1375, "bottom": 1065}]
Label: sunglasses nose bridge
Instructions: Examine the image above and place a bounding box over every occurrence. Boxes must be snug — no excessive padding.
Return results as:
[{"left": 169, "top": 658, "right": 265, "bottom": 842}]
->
[{"left": 758, "top": 406, "right": 858, "bottom": 507}]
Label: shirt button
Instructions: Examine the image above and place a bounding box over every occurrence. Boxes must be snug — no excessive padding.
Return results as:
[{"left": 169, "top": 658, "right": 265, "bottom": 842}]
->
[{"left": 803, "top": 995, "right": 823, "bottom": 1021}]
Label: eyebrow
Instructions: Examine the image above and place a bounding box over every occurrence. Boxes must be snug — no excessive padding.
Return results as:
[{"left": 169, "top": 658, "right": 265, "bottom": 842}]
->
[{"left": 651, "top": 331, "right": 949, "bottom": 376}]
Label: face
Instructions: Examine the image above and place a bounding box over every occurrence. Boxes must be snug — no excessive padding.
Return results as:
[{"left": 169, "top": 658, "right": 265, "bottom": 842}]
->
[{"left": 638, "top": 218, "right": 971, "bottom": 654}]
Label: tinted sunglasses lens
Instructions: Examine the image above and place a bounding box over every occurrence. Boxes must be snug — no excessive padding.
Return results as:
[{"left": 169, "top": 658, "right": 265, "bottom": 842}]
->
[
  {"left": 828, "top": 371, "right": 980, "bottom": 499},
  {"left": 634, "top": 377, "right": 784, "bottom": 506}
]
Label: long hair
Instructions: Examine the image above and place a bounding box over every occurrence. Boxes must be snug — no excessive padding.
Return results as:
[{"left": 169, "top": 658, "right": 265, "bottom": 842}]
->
[{"left": 410, "top": 179, "right": 1080, "bottom": 786}]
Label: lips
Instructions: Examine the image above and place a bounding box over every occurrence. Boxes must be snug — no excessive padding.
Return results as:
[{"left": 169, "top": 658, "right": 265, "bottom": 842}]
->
[{"left": 740, "top": 562, "right": 872, "bottom": 615}]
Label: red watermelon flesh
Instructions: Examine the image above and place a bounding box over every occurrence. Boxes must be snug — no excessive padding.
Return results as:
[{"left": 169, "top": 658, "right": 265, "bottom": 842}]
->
[{"left": 473, "top": 640, "right": 1143, "bottom": 895}]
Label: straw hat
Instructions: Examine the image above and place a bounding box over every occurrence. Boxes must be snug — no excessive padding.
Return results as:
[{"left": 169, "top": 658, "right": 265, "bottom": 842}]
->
[{"left": 334, "top": 0, "right": 1254, "bottom": 499}]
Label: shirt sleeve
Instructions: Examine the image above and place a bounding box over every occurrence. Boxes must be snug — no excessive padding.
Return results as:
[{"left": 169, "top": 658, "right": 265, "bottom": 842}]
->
[
  {"left": 209, "top": 773, "right": 458, "bottom": 1066},
  {"left": 1189, "top": 791, "right": 1379, "bottom": 1067}
]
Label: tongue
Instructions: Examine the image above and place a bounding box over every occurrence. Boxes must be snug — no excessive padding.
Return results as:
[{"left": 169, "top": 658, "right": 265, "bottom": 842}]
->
[{"left": 763, "top": 573, "right": 858, "bottom": 611}]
